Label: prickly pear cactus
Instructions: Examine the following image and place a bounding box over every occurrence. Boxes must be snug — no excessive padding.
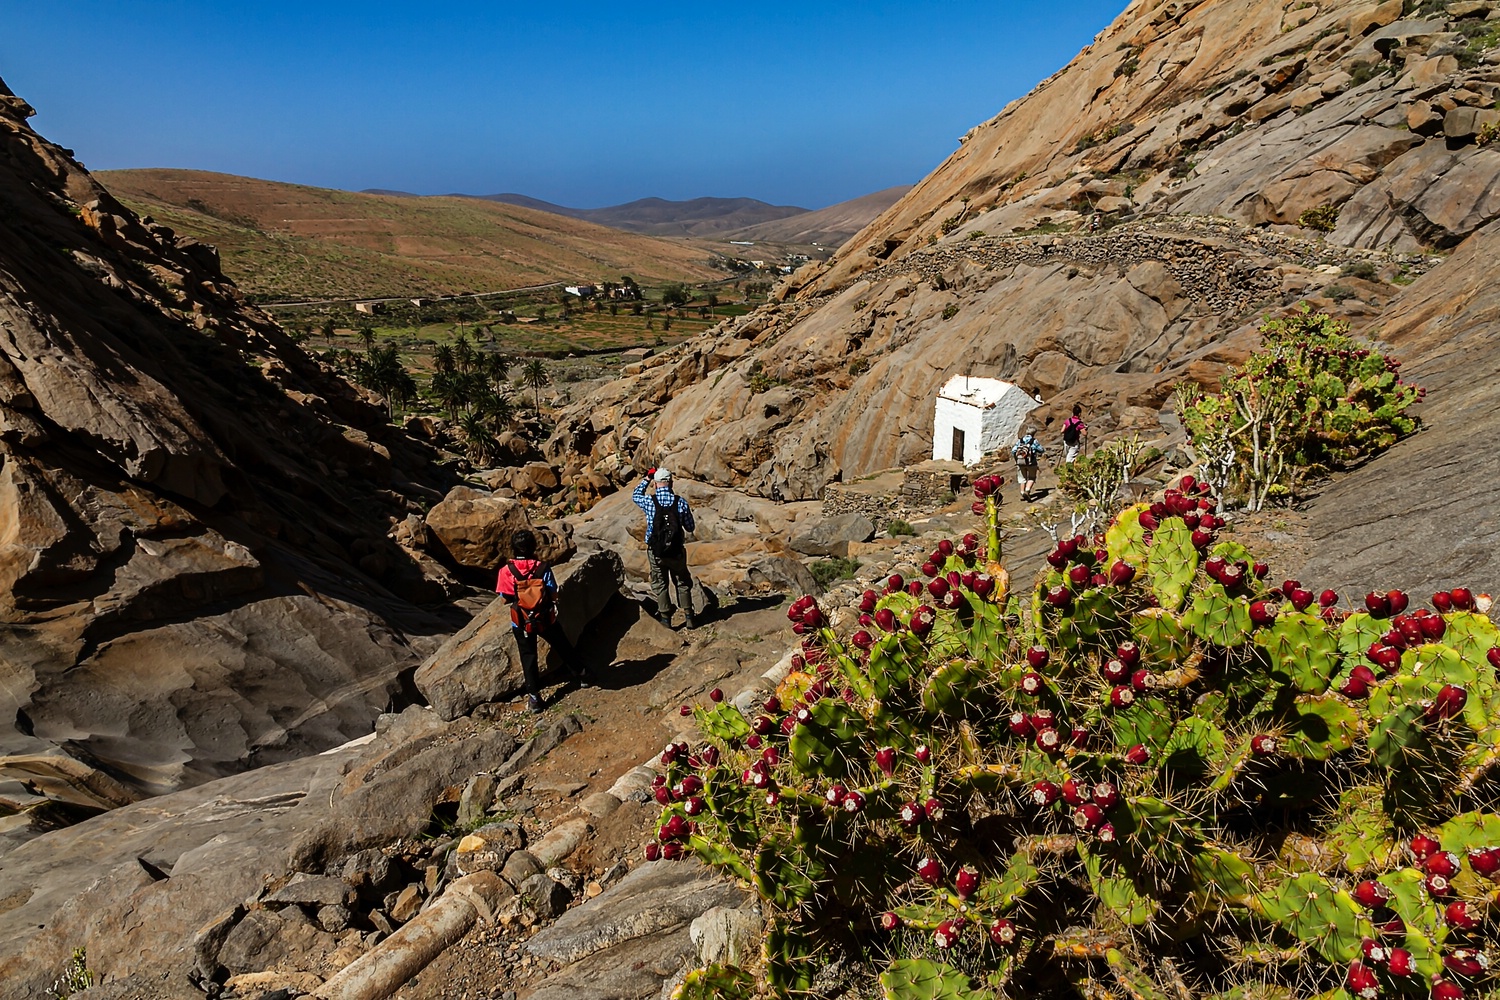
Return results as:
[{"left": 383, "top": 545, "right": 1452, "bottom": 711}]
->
[{"left": 648, "top": 476, "right": 1500, "bottom": 1000}]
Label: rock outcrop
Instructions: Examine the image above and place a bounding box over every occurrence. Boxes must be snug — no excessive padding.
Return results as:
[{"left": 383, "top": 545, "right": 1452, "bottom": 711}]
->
[
  {"left": 545, "top": 0, "right": 1500, "bottom": 500},
  {"left": 0, "top": 74, "right": 473, "bottom": 822}
]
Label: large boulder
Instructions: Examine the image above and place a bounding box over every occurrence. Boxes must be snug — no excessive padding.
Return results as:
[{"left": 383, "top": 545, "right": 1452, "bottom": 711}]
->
[
  {"left": 789, "top": 513, "right": 876, "bottom": 557},
  {"left": 412, "top": 548, "right": 625, "bottom": 720},
  {"left": 423, "top": 485, "right": 533, "bottom": 570}
]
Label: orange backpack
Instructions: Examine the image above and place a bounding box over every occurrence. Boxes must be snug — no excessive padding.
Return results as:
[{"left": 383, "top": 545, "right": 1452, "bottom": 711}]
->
[{"left": 508, "top": 561, "right": 552, "bottom": 634}]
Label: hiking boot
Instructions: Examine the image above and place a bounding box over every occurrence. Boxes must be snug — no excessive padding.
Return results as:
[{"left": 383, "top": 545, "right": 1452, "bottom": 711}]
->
[
  {"left": 573, "top": 669, "right": 593, "bottom": 689},
  {"left": 526, "top": 694, "right": 544, "bottom": 714},
  {"left": 654, "top": 611, "right": 672, "bottom": 628},
  {"left": 683, "top": 615, "right": 698, "bottom": 629}
]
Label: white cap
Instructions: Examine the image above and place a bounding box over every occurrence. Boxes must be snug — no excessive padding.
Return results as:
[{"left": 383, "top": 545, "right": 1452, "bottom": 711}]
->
[{"left": 653, "top": 467, "right": 673, "bottom": 482}]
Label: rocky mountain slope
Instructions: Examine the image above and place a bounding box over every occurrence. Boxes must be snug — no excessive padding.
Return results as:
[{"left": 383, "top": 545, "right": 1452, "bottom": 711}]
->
[
  {"left": 545, "top": 0, "right": 1500, "bottom": 506},
  {"left": 97, "top": 170, "right": 720, "bottom": 302},
  {"left": 0, "top": 77, "right": 492, "bottom": 837}
]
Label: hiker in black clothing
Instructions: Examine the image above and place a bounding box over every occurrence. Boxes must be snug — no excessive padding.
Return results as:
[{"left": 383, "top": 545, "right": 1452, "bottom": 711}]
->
[
  {"left": 632, "top": 467, "right": 697, "bottom": 628},
  {"left": 496, "top": 529, "right": 590, "bottom": 713}
]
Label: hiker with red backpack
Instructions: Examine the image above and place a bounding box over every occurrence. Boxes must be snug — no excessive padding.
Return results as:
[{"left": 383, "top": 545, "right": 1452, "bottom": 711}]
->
[
  {"left": 632, "top": 467, "right": 697, "bottom": 629},
  {"left": 1062, "top": 404, "right": 1088, "bottom": 464},
  {"left": 496, "top": 528, "right": 591, "bottom": 713}
]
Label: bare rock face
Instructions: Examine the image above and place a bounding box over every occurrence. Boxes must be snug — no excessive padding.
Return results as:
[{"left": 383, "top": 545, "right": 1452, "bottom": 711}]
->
[
  {"left": 423, "top": 485, "right": 535, "bottom": 569},
  {"left": 0, "top": 76, "right": 468, "bottom": 823}
]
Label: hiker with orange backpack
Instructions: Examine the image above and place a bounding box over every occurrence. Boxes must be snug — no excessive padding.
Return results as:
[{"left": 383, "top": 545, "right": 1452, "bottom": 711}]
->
[{"left": 496, "top": 528, "right": 591, "bottom": 713}]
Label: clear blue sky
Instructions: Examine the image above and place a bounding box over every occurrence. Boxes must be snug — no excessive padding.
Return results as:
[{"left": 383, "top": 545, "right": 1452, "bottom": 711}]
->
[{"left": 3, "top": 2, "right": 1124, "bottom": 210}]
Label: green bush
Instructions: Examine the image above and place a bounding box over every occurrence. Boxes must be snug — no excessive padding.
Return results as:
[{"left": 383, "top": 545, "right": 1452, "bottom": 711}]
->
[
  {"left": 1299, "top": 204, "right": 1341, "bottom": 232},
  {"left": 808, "top": 557, "right": 861, "bottom": 590},
  {"left": 655, "top": 488, "right": 1500, "bottom": 999},
  {"left": 886, "top": 519, "right": 916, "bottom": 538},
  {"left": 1176, "top": 306, "right": 1422, "bottom": 510},
  {"left": 942, "top": 304, "right": 960, "bottom": 320}
]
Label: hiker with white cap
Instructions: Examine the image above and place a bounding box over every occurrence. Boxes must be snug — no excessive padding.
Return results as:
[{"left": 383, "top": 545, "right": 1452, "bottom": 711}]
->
[{"left": 632, "top": 466, "right": 697, "bottom": 628}]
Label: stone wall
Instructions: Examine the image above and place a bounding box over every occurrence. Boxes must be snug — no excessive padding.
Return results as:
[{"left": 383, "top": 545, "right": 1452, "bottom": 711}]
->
[{"left": 821, "top": 462, "right": 969, "bottom": 528}]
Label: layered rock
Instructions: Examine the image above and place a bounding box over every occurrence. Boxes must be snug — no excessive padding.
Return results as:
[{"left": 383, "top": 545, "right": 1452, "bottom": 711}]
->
[{"left": 0, "top": 75, "right": 472, "bottom": 819}]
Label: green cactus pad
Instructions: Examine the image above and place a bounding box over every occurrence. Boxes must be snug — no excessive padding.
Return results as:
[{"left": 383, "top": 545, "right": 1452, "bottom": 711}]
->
[
  {"left": 962, "top": 598, "right": 1009, "bottom": 663},
  {"left": 1160, "top": 717, "right": 1229, "bottom": 782},
  {"left": 754, "top": 841, "right": 823, "bottom": 910},
  {"left": 789, "top": 697, "right": 863, "bottom": 778},
  {"left": 1400, "top": 644, "right": 1477, "bottom": 687},
  {"left": 1147, "top": 518, "right": 1199, "bottom": 613},
  {"left": 1435, "top": 809, "right": 1500, "bottom": 853},
  {"left": 1106, "top": 504, "right": 1152, "bottom": 569},
  {"left": 1257, "top": 611, "right": 1340, "bottom": 693},
  {"left": 671, "top": 964, "right": 757, "bottom": 1000},
  {"left": 921, "top": 658, "right": 988, "bottom": 717},
  {"left": 972, "top": 851, "right": 1038, "bottom": 911},
  {"left": 1182, "top": 583, "right": 1254, "bottom": 648},
  {"left": 765, "top": 922, "right": 817, "bottom": 993},
  {"left": 878, "top": 959, "right": 981, "bottom": 1000},
  {"left": 868, "top": 632, "right": 923, "bottom": 700},
  {"left": 1438, "top": 611, "right": 1500, "bottom": 671},
  {"left": 1374, "top": 868, "right": 1447, "bottom": 978},
  {"left": 1105, "top": 948, "right": 1174, "bottom": 1000},
  {"left": 689, "top": 834, "right": 755, "bottom": 882},
  {"left": 1187, "top": 846, "right": 1258, "bottom": 906},
  {"left": 1320, "top": 786, "right": 1398, "bottom": 872},
  {"left": 1336, "top": 612, "right": 1388, "bottom": 660},
  {"left": 1250, "top": 872, "right": 1365, "bottom": 962},
  {"left": 1110, "top": 696, "right": 1176, "bottom": 755},
  {"left": 1133, "top": 608, "right": 1195, "bottom": 666},
  {"left": 1283, "top": 695, "right": 1359, "bottom": 760},
  {"left": 1081, "top": 844, "right": 1159, "bottom": 926},
  {"left": 695, "top": 701, "right": 752, "bottom": 743}
]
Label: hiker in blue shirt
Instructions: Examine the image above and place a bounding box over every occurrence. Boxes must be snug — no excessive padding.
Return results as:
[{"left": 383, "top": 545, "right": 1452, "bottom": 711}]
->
[
  {"left": 1012, "top": 427, "right": 1046, "bottom": 502},
  {"left": 632, "top": 467, "right": 697, "bottom": 629}
]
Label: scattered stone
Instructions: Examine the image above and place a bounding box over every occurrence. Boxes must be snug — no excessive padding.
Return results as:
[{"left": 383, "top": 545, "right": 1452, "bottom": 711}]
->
[
  {"left": 521, "top": 874, "right": 573, "bottom": 919},
  {"left": 788, "top": 512, "right": 875, "bottom": 557},
  {"left": 579, "top": 791, "right": 621, "bottom": 819},
  {"left": 456, "top": 772, "right": 499, "bottom": 829},
  {"left": 315, "top": 904, "right": 352, "bottom": 934},
  {"left": 690, "top": 905, "right": 762, "bottom": 966},
  {"left": 529, "top": 818, "right": 591, "bottom": 866},
  {"left": 388, "top": 884, "right": 424, "bottom": 924},
  {"left": 265, "top": 875, "right": 353, "bottom": 909}
]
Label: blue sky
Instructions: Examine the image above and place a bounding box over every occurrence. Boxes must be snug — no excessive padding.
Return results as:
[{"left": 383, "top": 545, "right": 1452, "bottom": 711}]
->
[{"left": 3, "top": 2, "right": 1124, "bottom": 209}]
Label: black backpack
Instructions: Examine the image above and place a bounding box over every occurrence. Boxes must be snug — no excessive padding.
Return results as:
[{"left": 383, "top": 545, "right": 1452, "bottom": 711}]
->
[
  {"left": 1062, "top": 416, "right": 1083, "bottom": 446},
  {"left": 649, "top": 497, "right": 685, "bottom": 557}
]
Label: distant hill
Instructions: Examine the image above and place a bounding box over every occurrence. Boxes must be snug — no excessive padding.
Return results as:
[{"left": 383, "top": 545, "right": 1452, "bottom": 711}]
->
[
  {"left": 724, "top": 185, "right": 913, "bottom": 247},
  {"left": 475, "top": 193, "right": 809, "bottom": 238},
  {"left": 99, "top": 169, "right": 720, "bottom": 302}
]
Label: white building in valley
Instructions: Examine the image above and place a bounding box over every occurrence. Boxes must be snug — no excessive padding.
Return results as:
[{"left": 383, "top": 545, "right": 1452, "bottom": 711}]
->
[{"left": 931, "top": 375, "right": 1039, "bottom": 466}]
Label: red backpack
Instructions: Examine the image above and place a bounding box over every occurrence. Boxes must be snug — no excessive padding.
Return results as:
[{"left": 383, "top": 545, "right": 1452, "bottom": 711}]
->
[{"left": 507, "top": 561, "right": 553, "bottom": 635}]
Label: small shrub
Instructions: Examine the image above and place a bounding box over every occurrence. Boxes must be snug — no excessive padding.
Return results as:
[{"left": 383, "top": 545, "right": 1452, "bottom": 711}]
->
[
  {"left": 46, "top": 949, "right": 93, "bottom": 999},
  {"left": 1340, "top": 260, "right": 1379, "bottom": 280},
  {"left": 807, "top": 556, "right": 860, "bottom": 589},
  {"left": 1478, "top": 120, "right": 1499, "bottom": 147},
  {"left": 847, "top": 358, "right": 871, "bottom": 377},
  {"left": 966, "top": 230, "right": 986, "bottom": 240},
  {"left": 1323, "top": 282, "right": 1356, "bottom": 302},
  {"left": 885, "top": 519, "right": 915, "bottom": 538},
  {"left": 939, "top": 216, "right": 961, "bottom": 235},
  {"left": 1298, "top": 203, "right": 1340, "bottom": 231},
  {"left": 941, "top": 304, "right": 960, "bottom": 320}
]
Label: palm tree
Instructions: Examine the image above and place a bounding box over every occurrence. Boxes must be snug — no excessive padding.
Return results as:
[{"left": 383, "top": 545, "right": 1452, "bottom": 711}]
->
[
  {"left": 459, "top": 411, "right": 499, "bottom": 465},
  {"left": 521, "top": 358, "right": 550, "bottom": 415},
  {"left": 357, "top": 326, "right": 376, "bottom": 353},
  {"left": 480, "top": 387, "right": 515, "bottom": 432},
  {"left": 432, "top": 343, "right": 456, "bottom": 375},
  {"left": 453, "top": 337, "right": 476, "bottom": 374},
  {"left": 485, "top": 352, "right": 512, "bottom": 391}
]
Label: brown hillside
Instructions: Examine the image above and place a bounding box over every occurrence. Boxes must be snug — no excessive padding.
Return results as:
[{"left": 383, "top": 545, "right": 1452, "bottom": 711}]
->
[
  {"left": 97, "top": 169, "right": 721, "bottom": 302},
  {"left": 546, "top": 0, "right": 1500, "bottom": 508},
  {"left": 724, "top": 184, "right": 914, "bottom": 246}
]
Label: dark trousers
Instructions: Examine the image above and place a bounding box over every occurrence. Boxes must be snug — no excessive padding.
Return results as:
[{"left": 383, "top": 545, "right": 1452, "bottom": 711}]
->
[
  {"left": 512, "top": 621, "right": 584, "bottom": 698},
  {"left": 647, "top": 547, "right": 693, "bottom": 618}
]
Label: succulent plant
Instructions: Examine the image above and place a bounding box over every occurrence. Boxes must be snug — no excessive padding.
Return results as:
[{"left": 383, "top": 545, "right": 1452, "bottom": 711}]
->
[{"left": 652, "top": 489, "right": 1500, "bottom": 999}]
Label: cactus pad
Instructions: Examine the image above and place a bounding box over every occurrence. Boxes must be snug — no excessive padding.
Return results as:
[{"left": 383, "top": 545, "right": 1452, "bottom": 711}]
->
[
  {"left": 1147, "top": 518, "right": 1199, "bottom": 613},
  {"left": 878, "top": 959, "right": 981, "bottom": 1000}
]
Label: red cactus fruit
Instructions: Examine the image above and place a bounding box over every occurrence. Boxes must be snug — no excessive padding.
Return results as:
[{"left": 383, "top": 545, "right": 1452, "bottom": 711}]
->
[
  {"left": 1450, "top": 587, "right": 1475, "bottom": 610},
  {"left": 875, "top": 747, "right": 897, "bottom": 775},
  {"left": 1443, "top": 950, "right": 1486, "bottom": 977},
  {"left": 1031, "top": 781, "right": 1060, "bottom": 807},
  {"left": 1411, "top": 834, "right": 1442, "bottom": 860},
  {"left": 1036, "top": 728, "right": 1063, "bottom": 753},
  {"left": 886, "top": 574, "right": 904, "bottom": 593},
  {"left": 1488, "top": 646, "right": 1500, "bottom": 670},
  {"left": 1444, "top": 901, "right": 1480, "bottom": 931},
  {"left": 823, "top": 784, "right": 845, "bottom": 806},
  {"left": 1072, "top": 803, "right": 1105, "bottom": 833},
  {"left": 1020, "top": 671, "right": 1046, "bottom": 695},
  {"left": 842, "top": 790, "right": 866, "bottom": 813},
  {"left": 1387, "top": 948, "right": 1414, "bottom": 976},
  {"left": 1103, "top": 658, "right": 1130, "bottom": 682},
  {"left": 989, "top": 918, "right": 1017, "bottom": 946},
  {"left": 955, "top": 866, "right": 979, "bottom": 899},
  {"left": 1346, "top": 961, "right": 1380, "bottom": 1000},
  {"left": 880, "top": 911, "right": 901, "bottom": 931},
  {"left": 1430, "top": 979, "right": 1464, "bottom": 1000},
  {"left": 1110, "top": 685, "right": 1136, "bottom": 708},
  {"left": 1467, "top": 846, "right": 1500, "bottom": 878},
  {"left": 1320, "top": 589, "right": 1340, "bottom": 607},
  {"left": 851, "top": 630, "right": 874, "bottom": 650},
  {"left": 1289, "top": 588, "right": 1315, "bottom": 612},
  {"left": 1116, "top": 641, "right": 1141, "bottom": 668},
  {"left": 924, "top": 797, "right": 945, "bottom": 822},
  {"left": 1070, "top": 725, "right": 1091, "bottom": 748},
  {"left": 1425, "top": 872, "right": 1453, "bottom": 896},
  {"left": 1362, "top": 938, "right": 1387, "bottom": 963},
  {"left": 916, "top": 856, "right": 943, "bottom": 885},
  {"left": 1126, "top": 743, "right": 1151, "bottom": 765},
  {"left": 933, "top": 920, "right": 961, "bottom": 949},
  {"left": 900, "top": 801, "right": 926, "bottom": 828},
  {"left": 1060, "top": 779, "right": 1085, "bottom": 807},
  {"left": 1096, "top": 822, "right": 1117, "bottom": 843},
  {"left": 1387, "top": 589, "right": 1410, "bottom": 615},
  {"left": 1009, "top": 711, "right": 1035, "bottom": 737},
  {"left": 1250, "top": 734, "right": 1278, "bottom": 757},
  {"left": 1365, "top": 591, "right": 1392, "bottom": 618},
  {"left": 1418, "top": 613, "right": 1446, "bottom": 641},
  {"left": 1092, "top": 781, "right": 1119, "bottom": 811},
  {"left": 914, "top": 744, "right": 932, "bottom": 763},
  {"left": 1352, "top": 880, "right": 1394, "bottom": 908},
  {"left": 1248, "top": 601, "right": 1277, "bottom": 627},
  {"left": 1424, "top": 851, "right": 1460, "bottom": 879},
  {"left": 1433, "top": 591, "right": 1454, "bottom": 612},
  {"left": 644, "top": 842, "right": 662, "bottom": 861},
  {"left": 1340, "top": 665, "right": 1377, "bottom": 698},
  {"left": 1109, "top": 560, "right": 1137, "bottom": 586},
  {"left": 1426, "top": 685, "right": 1467, "bottom": 721},
  {"left": 909, "top": 606, "right": 935, "bottom": 637},
  {"left": 1131, "top": 669, "right": 1152, "bottom": 692}
]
